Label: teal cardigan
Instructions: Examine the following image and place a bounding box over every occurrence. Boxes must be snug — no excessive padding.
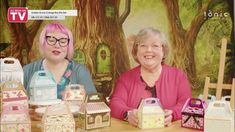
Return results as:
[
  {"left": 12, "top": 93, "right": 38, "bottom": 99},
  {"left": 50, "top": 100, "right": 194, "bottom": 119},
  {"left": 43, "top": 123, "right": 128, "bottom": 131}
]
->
[{"left": 23, "top": 59, "right": 97, "bottom": 97}]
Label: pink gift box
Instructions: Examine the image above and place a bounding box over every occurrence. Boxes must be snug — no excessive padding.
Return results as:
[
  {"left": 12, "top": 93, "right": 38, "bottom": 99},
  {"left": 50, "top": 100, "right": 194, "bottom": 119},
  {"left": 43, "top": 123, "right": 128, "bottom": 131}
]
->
[{"left": 181, "top": 98, "right": 206, "bottom": 131}]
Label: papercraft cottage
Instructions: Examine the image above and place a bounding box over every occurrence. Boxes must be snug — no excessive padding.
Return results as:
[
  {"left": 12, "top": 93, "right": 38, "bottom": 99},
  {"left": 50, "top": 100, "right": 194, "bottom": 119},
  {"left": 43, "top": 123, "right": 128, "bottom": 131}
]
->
[
  {"left": 41, "top": 102, "right": 75, "bottom": 132},
  {"left": 0, "top": 81, "right": 31, "bottom": 132},
  {"left": 204, "top": 101, "right": 234, "bottom": 132},
  {"left": 28, "top": 70, "right": 60, "bottom": 104},
  {"left": 64, "top": 84, "right": 86, "bottom": 114},
  {"left": 138, "top": 98, "right": 164, "bottom": 129},
  {"left": 77, "top": 93, "right": 111, "bottom": 130},
  {"left": 181, "top": 98, "right": 206, "bottom": 131},
  {"left": 0, "top": 57, "right": 24, "bottom": 84}
]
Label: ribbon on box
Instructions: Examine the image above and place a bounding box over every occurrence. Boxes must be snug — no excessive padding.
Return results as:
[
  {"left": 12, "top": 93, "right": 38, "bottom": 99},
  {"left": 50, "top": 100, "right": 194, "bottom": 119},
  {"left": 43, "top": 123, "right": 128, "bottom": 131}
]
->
[{"left": 183, "top": 114, "right": 202, "bottom": 128}]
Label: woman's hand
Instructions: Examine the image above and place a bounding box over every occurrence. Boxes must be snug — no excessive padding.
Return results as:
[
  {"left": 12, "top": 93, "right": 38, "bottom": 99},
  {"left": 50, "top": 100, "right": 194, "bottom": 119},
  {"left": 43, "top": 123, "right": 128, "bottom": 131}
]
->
[
  {"left": 164, "top": 109, "right": 173, "bottom": 126},
  {"left": 127, "top": 109, "right": 139, "bottom": 127}
]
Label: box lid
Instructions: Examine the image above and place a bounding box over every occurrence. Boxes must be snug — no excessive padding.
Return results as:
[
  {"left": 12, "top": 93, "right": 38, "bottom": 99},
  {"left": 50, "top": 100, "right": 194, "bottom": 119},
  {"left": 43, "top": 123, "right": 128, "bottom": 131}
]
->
[{"left": 205, "top": 101, "right": 233, "bottom": 120}]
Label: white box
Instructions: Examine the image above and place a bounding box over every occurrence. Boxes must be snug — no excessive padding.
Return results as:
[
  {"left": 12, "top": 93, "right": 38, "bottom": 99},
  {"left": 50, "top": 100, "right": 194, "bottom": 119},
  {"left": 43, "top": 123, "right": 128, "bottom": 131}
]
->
[
  {"left": 29, "top": 71, "right": 57, "bottom": 102},
  {"left": 205, "top": 101, "right": 234, "bottom": 132},
  {"left": 0, "top": 57, "right": 23, "bottom": 84}
]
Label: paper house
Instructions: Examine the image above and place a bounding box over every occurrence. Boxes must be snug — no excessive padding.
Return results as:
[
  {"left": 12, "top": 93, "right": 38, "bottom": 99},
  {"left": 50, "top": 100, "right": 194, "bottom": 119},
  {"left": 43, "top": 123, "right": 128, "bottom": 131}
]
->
[
  {"left": 0, "top": 57, "right": 24, "bottom": 84},
  {"left": 64, "top": 84, "right": 86, "bottom": 105},
  {"left": 29, "top": 70, "right": 58, "bottom": 103},
  {"left": 138, "top": 98, "right": 164, "bottom": 129},
  {"left": 1, "top": 81, "right": 28, "bottom": 110},
  {"left": 64, "top": 84, "right": 86, "bottom": 114},
  {"left": 0, "top": 103, "right": 31, "bottom": 132},
  {"left": 181, "top": 98, "right": 206, "bottom": 131},
  {"left": 41, "top": 102, "right": 75, "bottom": 132},
  {"left": 204, "top": 101, "right": 234, "bottom": 132},
  {"left": 0, "top": 81, "right": 31, "bottom": 132},
  {"left": 77, "top": 93, "right": 111, "bottom": 130}
]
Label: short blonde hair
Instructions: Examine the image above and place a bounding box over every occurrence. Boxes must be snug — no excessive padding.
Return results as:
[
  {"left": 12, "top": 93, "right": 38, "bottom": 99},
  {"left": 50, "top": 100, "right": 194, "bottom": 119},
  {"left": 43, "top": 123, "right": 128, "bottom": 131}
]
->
[{"left": 131, "top": 27, "right": 169, "bottom": 64}]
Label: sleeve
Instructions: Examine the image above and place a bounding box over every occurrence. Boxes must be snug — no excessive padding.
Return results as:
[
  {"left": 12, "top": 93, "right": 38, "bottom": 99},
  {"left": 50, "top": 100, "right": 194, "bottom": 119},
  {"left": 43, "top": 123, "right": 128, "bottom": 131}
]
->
[
  {"left": 76, "top": 64, "right": 97, "bottom": 94},
  {"left": 23, "top": 64, "right": 31, "bottom": 93},
  {"left": 109, "top": 77, "right": 132, "bottom": 120},
  {"left": 171, "top": 72, "right": 192, "bottom": 121}
]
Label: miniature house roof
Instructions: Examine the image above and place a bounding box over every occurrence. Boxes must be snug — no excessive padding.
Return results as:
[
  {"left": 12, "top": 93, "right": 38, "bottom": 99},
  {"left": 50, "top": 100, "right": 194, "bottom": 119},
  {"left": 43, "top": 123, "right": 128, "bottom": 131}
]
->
[
  {"left": 29, "top": 70, "right": 56, "bottom": 88},
  {"left": 64, "top": 84, "right": 86, "bottom": 101},
  {"left": 86, "top": 102, "right": 110, "bottom": 114},
  {"left": 0, "top": 57, "right": 22, "bottom": 71}
]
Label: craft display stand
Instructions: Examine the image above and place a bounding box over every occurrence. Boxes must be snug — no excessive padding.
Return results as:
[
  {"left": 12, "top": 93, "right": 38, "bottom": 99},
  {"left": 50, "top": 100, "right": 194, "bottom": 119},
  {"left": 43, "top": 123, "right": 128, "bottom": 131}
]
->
[{"left": 203, "top": 38, "right": 234, "bottom": 109}]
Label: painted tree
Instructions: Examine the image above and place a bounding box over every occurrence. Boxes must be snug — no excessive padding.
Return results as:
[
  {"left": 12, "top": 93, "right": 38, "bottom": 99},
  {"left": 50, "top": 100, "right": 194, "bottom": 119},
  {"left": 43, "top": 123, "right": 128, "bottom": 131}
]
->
[
  {"left": 162, "top": 0, "right": 231, "bottom": 87},
  {"left": 1, "top": 0, "right": 57, "bottom": 64},
  {"left": 73, "top": 0, "right": 131, "bottom": 96}
]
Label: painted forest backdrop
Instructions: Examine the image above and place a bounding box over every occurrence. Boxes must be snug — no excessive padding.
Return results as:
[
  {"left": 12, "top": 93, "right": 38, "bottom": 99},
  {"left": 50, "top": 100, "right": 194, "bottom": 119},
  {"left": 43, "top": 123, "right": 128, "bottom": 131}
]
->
[{"left": 0, "top": 0, "right": 234, "bottom": 97}]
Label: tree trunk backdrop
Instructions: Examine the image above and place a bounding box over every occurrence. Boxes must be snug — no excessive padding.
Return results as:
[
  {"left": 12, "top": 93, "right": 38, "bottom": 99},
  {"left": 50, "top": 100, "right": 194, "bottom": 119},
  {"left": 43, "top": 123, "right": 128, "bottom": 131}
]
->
[{"left": 73, "top": 0, "right": 130, "bottom": 97}]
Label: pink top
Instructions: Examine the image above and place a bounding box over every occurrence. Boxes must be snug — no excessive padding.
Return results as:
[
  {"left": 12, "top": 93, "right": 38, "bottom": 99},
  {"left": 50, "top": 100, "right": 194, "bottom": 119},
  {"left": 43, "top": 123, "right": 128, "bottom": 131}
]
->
[{"left": 109, "top": 64, "right": 192, "bottom": 121}]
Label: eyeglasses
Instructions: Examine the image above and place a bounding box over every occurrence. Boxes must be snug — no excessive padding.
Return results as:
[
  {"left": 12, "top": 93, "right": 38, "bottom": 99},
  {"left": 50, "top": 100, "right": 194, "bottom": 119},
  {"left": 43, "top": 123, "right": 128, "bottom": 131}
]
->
[{"left": 45, "top": 36, "right": 69, "bottom": 47}]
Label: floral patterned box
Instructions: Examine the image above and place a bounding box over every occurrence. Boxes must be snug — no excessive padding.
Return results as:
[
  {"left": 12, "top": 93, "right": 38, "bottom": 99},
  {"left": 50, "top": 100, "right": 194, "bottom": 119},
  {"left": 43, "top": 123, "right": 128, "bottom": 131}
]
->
[
  {"left": 0, "top": 103, "right": 31, "bottom": 132},
  {"left": 0, "top": 57, "right": 24, "bottom": 84},
  {"left": 1, "top": 81, "right": 28, "bottom": 111},
  {"left": 77, "top": 93, "right": 111, "bottom": 130},
  {"left": 138, "top": 98, "right": 164, "bottom": 129},
  {"left": 181, "top": 98, "right": 206, "bottom": 131},
  {"left": 41, "top": 102, "right": 75, "bottom": 132},
  {"left": 0, "top": 81, "right": 31, "bottom": 132},
  {"left": 204, "top": 101, "right": 234, "bottom": 132}
]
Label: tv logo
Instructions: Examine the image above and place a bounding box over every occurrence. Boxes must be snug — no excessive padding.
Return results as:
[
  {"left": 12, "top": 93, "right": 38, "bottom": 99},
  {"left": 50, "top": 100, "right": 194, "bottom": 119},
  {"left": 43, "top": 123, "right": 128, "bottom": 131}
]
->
[{"left": 8, "top": 7, "right": 28, "bottom": 23}]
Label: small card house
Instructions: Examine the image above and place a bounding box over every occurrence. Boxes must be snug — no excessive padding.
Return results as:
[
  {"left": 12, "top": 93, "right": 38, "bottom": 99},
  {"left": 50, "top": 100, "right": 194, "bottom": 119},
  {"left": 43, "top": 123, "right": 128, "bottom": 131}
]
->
[
  {"left": 77, "top": 93, "right": 111, "bottom": 130},
  {"left": 204, "top": 101, "right": 234, "bottom": 132},
  {"left": 29, "top": 70, "right": 58, "bottom": 103},
  {"left": 138, "top": 98, "right": 164, "bottom": 129},
  {"left": 64, "top": 84, "right": 86, "bottom": 106},
  {"left": 1, "top": 81, "right": 28, "bottom": 110},
  {"left": 41, "top": 102, "right": 75, "bottom": 132},
  {"left": 181, "top": 98, "right": 206, "bottom": 131},
  {"left": 0, "top": 103, "right": 31, "bottom": 132},
  {"left": 0, "top": 81, "right": 31, "bottom": 132},
  {"left": 0, "top": 57, "right": 24, "bottom": 84}
]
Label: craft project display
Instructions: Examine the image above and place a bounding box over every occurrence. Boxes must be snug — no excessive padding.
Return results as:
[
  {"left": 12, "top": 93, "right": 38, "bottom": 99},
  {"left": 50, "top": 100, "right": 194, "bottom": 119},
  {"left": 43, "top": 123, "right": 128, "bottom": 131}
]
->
[
  {"left": 41, "top": 102, "right": 75, "bottom": 132},
  {"left": 64, "top": 84, "right": 86, "bottom": 113},
  {"left": 0, "top": 81, "right": 31, "bottom": 132},
  {"left": 138, "top": 98, "right": 164, "bottom": 129},
  {"left": 28, "top": 70, "right": 59, "bottom": 103},
  {"left": 181, "top": 98, "right": 206, "bottom": 131},
  {"left": 204, "top": 101, "right": 234, "bottom": 132},
  {"left": 77, "top": 93, "right": 111, "bottom": 130},
  {"left": 0, "top": 57, "right": 24, "bottom": 84}
]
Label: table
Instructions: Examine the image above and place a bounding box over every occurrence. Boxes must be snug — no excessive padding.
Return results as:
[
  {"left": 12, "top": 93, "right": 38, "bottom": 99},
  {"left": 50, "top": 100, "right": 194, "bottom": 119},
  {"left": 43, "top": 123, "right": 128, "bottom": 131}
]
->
[{"left": 32, "top": 118, "right": 198, "bottom": 132}]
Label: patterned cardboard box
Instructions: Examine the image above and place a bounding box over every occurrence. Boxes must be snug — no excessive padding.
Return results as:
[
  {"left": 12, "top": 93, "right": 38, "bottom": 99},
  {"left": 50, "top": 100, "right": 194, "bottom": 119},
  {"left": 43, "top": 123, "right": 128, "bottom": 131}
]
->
[
  {"left": 181, "top": 98, "right": 206, "bottom": 131},
  {"left": 77, "top": 93, "right": 111, "bottom": 130},
  {"left": 41, "top": 102, "right": 75, "bottom": 132},
  {"left": 138, "top": 98, "right": 164, "bottom": 129}
]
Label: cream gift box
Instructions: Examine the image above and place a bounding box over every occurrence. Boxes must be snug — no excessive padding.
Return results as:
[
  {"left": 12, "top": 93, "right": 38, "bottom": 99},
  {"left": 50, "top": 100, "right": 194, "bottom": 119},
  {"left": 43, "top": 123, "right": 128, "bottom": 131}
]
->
[
  {"left": 41, "top": 102, "right": 75, "bottom": 132},
  {"left": 181, "top": 98, "right": 206, "bottom": 131},
  {"left": 28, "top": 70, "right": 59, "bottom": 103},
  {"left": 0, "top": 57, "right": 23, "bottom": 84},
  {"left": 204, "top": 101, "right": 234, "bottom": 132},
  {"left": 137, "top": 98, "right": 164, "bottom": 129},
  {"left": 77, "top": 93, "right": 111, "bottom": 130},
  {"left": 64, "top": 84, "right": 86, "bottom": 114}
]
